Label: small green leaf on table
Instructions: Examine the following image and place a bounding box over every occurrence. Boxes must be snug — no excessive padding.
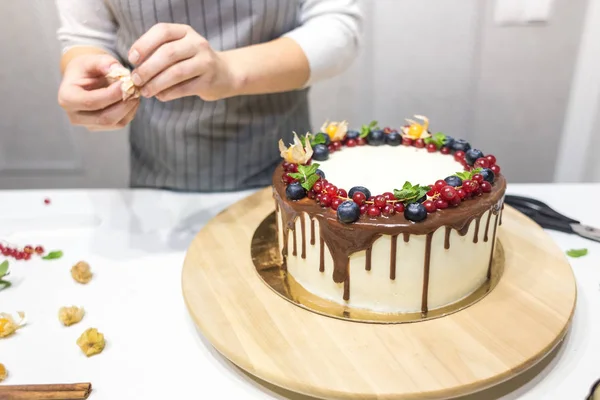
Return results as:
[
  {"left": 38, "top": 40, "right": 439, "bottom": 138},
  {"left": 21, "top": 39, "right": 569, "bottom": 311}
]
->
[
  {"left": 566, "top": 248, "right": 588, "bottom": 258},
  {"left": 42, "top": 250, "right": 64, "bottom": 260},
  {"left": 0, "top": 260, "right": 8, "bottom": 277}
]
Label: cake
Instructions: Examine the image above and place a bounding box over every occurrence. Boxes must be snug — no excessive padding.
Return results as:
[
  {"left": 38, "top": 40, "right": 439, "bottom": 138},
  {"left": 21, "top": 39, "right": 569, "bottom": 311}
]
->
[{"left": 272, "top": 116, "right": 506, "bottom": 315}]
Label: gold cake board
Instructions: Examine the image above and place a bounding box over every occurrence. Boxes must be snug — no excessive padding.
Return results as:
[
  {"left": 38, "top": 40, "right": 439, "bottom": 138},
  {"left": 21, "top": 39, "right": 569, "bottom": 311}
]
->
[{"left": 182, "top": 188, "right": 576, "bottom": 400}]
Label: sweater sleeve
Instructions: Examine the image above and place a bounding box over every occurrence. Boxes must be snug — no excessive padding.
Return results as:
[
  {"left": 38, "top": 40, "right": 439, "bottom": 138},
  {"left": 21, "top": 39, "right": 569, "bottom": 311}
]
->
[
  {"left": 283, "top": 0, "right": 364, "bottom": 86},
  {"left": 54, "top": 0, "right": 120, "bottom": 58}
]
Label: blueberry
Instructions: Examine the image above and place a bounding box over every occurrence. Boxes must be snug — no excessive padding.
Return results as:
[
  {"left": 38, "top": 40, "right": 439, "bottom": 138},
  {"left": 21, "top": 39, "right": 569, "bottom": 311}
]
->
[
  {"left": 443, "top": 135, "right": 455, "bottom": 148},
  {"left": 312, "top": 144, "right": 329, "bottom": 161},
  {"left": 385, "top": 131, "right": 402, "bottom": 146},
  {"left": 451, "top": 139, "right": 471, "bottom": 153},
  {"left": 480, "top": 168, "right": 495, "bottom": 183},
  {"left": 337, "top": 201, "right": 361, "bottom": 224},
  {"left": 320, "top": 132, "right": 332, "bottom": 146},
  {"left": 367, "top": 130, "right": 385, "bottom": 146},
  {"left": 404, "top": 203, "right": 427, "bottom": 222},
  {"left": 345, "top": 130, "right": 360, "bottom": 141},
  {"left": 465, "top": 149, "right": 484, "bottom": 166},
  {"left": 315, "top": 169, "right": 326, "bottom": 179},
  {"left": 444, "top": 176, "right": 463, "bottom": 187},
  {"left": 348, "top": 186, "right": 371, "bottom": 200},
  {"left": 286, "top": 182, "right": 306, "bottom": 200}
]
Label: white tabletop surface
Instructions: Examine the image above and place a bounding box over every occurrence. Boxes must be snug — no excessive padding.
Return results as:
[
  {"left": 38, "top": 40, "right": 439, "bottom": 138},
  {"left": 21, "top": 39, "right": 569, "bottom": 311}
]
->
[{"left": 0, "top": 184, "right": 598, "bottom": 400}]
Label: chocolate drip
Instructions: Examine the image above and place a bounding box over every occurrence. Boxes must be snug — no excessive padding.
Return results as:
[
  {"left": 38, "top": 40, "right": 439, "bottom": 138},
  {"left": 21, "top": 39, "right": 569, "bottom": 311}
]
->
[
  {"left": 421, "top": 232, "right": 433, "bottom": 315},
  {"left": 300, "top": 215, "right": 306, "bottom": 259},
  {"left": 390, "top": 235, "right": 398, "bottom": 280},
  {"left": 272, "top": 165, "right": 507, "bottom": 302},
  {"left": 499, "top": 202, "right": 505, "bottom": 226},
  {"left": 484, "top": 211, "right": 492, "bottom": 242},
  {"left": 310, "top": 218, "right": 315, "bottom": 245},
  {"left": 319, "top": 237, "right": 325, "bottom": 272},
  {"left": 292, "top": 227, "right": 297, "bottom": 256},
  {"left": 473, "top": 216, "right": 481, "bottom": 243},
  {"left": 444, "top": 227, "right": 451, "bottom": 250},
  {"left": 343, "top": 276, "right": 350, "bottom": 301},
  {"left": 487, "top": 210, "right": 500, "bottom": 279},
  {"left": 365, "top": 246, "right": 372, "bottom": 271}
]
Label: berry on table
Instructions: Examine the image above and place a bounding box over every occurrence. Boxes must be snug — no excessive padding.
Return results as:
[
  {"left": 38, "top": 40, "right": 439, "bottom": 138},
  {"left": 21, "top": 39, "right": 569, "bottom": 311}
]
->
[
  {"left": 480, "top": 168, "right": 496, "bottom": 183},
  {"left": 352, "top": 192, "right": 367, "bottom": 205},
  {"left": 331, "top": 198, "right": 343, "bottom": 210},
  {"left": 434, "top": 199, "right": 449, "bottom": 209},
  {"left": 404, "top": 203, "right": 427, "bottom": 222},
  {"left": 44, "top": 198, "right": 51, "bottom": 205},
  {"left": 382, "top": 204, "right": 395, "bottom": 216},
  {"left": 394, "top": 202, "right": 405, "bottom": 213},
  {"left": 286, "top": 182, "right": 307, "bottom": 200},
  {"left": 465, "top": 149, "right": 484, "bottom": 166},
  {"left": 480, "top": 181, "right": 492, "bottom": 193},
  {"left": 490, "top": 165, "right": 501, "bottom": 175},
  {"left": 313, "top": 144, "right": 330, "bottom": 161},
  {"left": 337, "top": 201, "right": 360, "bottom": 223},
  {"left": 385, "top": 131, "right": 402, "bottom": 146},
  {"left": 35, "top": 246, "right": 44, "bottom": 255},
  {"left": 349, "top": 186, "right": 372, "bottom": 200},
  {"left": 440, "top": 146, "right": 451, "bottom": 155},
  {"left": 423, "top": 200, "right": 437, "bottom": 213},
  {"left": 374, "top": 195, "right": 387, "bottom": 208},
  {"left": 367, "top": 130, "right": 385, "bottom": 146},
  {"left": 441, "top": 186, "right": 458, "bottom": 201},
  {"left": 485, "top": 154, "right": 497, "bottom": 165},
  {"left": 367, "top": 205, "right": 381, "bottom": 217},
  {"left": 24, "top": 253, "right": 31, "bottom": 261},
  {"left": 24, "top": 245, "right": 33, "bottom": 254},
  {"left": 454, "top": 150, "right": 465, "bottom": 162},
  {"left": 426, "top": 143, "right": 437, "bottom": 153},
  {"left": 444, "top": 176, "right": 463, "bottom": 187},
  {"left": 451, "top": 139, "right": 471, "bottom": 153},
  {"left": 415, "top": 139, "right": 425, "bottom": 148}
]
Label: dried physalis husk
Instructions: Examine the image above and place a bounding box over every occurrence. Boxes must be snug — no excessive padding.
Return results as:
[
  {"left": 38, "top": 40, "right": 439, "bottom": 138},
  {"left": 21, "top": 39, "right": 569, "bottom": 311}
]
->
[
  {"left": 77, "top": 328, "right": 105, "bottom": 357},
  {"left": 0, "top": 363, "right": 7, "bottom": 382},
  {"left": 0, "top": 312, "right": 26, "bottom": 338},
  {"left": 278, "top": 132, "right": 313, "bottom": 164},
  {"left": 59, "top": 306, "right": 85, "bottom": 326},
  {"left": 105, "top": 66, "right": 141, "bottom": 101},
  {"left": 320, "top": 120, "right": 349, "bottom": 142},
  {"left": 71, "top": 261, "right": 93, "bottom": 284}
]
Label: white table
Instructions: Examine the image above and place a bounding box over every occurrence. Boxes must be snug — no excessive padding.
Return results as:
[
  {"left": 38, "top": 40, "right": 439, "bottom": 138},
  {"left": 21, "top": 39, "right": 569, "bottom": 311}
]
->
[{"left": 0, "top": 185, "right": 598, "bottom": 400}]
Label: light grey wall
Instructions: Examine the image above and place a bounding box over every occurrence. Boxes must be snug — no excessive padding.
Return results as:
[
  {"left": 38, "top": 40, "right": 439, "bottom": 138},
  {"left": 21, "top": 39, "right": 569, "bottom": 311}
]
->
[{"left": 0, "top": 0, "right": 590, "bottom": 189}]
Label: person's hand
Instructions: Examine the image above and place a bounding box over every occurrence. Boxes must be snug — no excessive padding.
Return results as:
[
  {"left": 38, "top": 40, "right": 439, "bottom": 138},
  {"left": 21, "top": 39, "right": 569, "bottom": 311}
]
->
[
  {"left": 58, "top": 54, "right": 140, "bottom": 131},
  {"left": 128, "top": 23, "right": 239, "bottom": 102}
]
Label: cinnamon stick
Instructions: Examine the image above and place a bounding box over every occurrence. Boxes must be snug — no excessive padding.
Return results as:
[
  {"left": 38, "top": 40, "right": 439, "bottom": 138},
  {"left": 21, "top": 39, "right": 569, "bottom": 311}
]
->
[{"left": 0, "top": 383, "right": 91, "bottom": 400}]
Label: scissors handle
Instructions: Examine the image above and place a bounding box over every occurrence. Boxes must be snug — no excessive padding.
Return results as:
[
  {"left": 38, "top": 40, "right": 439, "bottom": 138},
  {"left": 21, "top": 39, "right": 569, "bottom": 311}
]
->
[{"left": 504, "top": 195, "right": 578, "bottom": 233}]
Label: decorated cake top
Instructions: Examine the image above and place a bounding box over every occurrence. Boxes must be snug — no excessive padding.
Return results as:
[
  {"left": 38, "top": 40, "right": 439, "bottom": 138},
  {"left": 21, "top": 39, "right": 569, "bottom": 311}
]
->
[{"left": 278, "top": 116, "right": 502, "bottom": 225}]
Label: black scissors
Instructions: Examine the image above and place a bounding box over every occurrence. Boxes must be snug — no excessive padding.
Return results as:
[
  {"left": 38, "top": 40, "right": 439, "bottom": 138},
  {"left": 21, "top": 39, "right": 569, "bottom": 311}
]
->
[{"left": 504, "top": 195, "right": 600, "bottom": 242}]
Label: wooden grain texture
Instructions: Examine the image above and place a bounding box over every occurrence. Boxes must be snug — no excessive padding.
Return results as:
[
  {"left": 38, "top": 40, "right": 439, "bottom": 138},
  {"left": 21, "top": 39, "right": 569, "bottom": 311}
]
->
[{"left": 182, "top": 188, "right": 576, "bottom": 400}]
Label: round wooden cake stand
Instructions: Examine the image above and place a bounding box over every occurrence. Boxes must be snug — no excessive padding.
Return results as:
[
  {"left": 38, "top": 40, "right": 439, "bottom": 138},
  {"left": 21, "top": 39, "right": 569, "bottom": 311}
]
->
[{"left": 182, "top": 188, "right": 576, "bottom": 400}]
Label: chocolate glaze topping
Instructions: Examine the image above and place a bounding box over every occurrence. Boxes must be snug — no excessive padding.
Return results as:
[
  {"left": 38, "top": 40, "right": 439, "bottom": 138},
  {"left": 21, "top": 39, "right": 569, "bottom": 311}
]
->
[{"left": 273, "top": 164, "right": 506, "bottom": 313}]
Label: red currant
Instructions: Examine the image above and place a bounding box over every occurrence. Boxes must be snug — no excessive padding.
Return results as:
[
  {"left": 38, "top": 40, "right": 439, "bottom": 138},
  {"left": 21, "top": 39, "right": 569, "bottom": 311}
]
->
[
  {"left": 394, "top": 202, "right": 405, "bottom": 213},
  {"left": 326, "top": 185, "right": 338, "bottom": 196},
  {"left": 415, "top": 139, "right": 425, "bottom": 148},
  {"left": 316, "top": 193, "right": 323, "bottom": 202},
  {"left": 337, "top": 188, "right": 348, "bottom": 198},
  {"left": 402, "top": 137, "right": 413, "bottom": 146},
  {"left": 44, "top": 198, "right": 51, "bottom": 205},
  {"left": 423, "top": 200, "right": 437, "bottom": 213},
  {"left": 359, "top": 204, "right": 368, "bottom": 214},
  {"left": 454, "top": 151, "right": 465, "bottom": 162},
  {"left": 15, "top": 252, "right": 24, "bottom": 260},
  {"left": 357, "top": 137, "right": 367, "bottom": 146},
  {"left": 320, "top": 194, "right": 332, "bottom": 207},
  {"left": 473, "top": 187, "right": 483, "bottom": 197},
  {"left": 307, "top": 190, "right": 316, "bottom": 199},
  {"left": 457, "top": 189, "right": 467, "bottom": 200},
  {"left": 474, "top": 158, "right": 490, "bottom": 169},
  {"left": 352, "top": 192, "right": 366, "bottom": 205},
  {"left": 346, "top": 139, "right": 357, "bottom": 147},
  {"left": 289, "top": 164, "right": 299, "bottom": 173},
  {"left": 490, "top": 165, "right": 501, "bottom": 175},
  {"left": 24, "top": 253, "right": 31, "bottom": 261},
  {"left": 485, "top": 155, "right": 497, "bottom": 165},
  {"left": 450, "top": 196, "right": 462, "bottom": 206},
  {"left": 313, "top": 181, "right": 324, "bottom": 193},
  {"left": 367, "top": 205, "right": 381, "bottom": 217},
  {"left": 383, "top": 192, "right": 395, "bottom": 201},
  {"left": 328, "top": 144, "right": 336, "bottom": 153},
  {"left": 434, "top": 180, "right": 447, "bottom": 191},
  {"left": 333, "top": 141, "right": 343, "bottom": 150},
  {"left": 24, "top": 245, "right": 33, "bottom": 254},
  {"left": 426, "top": 187, "right": 436, "bottom": 197},
  {"left": 462, "top": 180, "right": 478, "bottom": 193},
  {"left": 2, "top": 248, "right": 9, "bottom": 257},
  {"left": 480, "top": 181, "right": 492, "bottom": 193},
  {"left": 441, "top": 186, "right": 457, "bottom": 201},
  {"left": 440, "top": 146, "right": 451, "bottom": 155},
  {"left": 472, "top": 174, "right": 484, "bottom": 183},
  {"left": 282, "top": 173, "right": 297, "bottom": 184},
  {"left": 382, "top": 204, "right": 396, "bottom": 216},
  {"left": 282, "top": 162, "right": 291, "bottom": 171},
  {"left": 426, "top": 143, "right": 437, "bottom": 153},
  {"left": 374, "top": 195, "right": 387, "bottom": 209},
  {"left": 331, "top": 198, "right": 343, "bottom": 210},
  {"left": 434, "top": 199, "right": 449, "bottom": 209}
]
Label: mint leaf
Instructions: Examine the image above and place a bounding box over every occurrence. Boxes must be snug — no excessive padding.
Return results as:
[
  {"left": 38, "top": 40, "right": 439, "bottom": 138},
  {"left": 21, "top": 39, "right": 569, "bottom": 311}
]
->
[
  {"left": 310, "top": 133, "right": 327, "bottom": 146},
  {"left": 394, "top": 182, "right": 430, "bottom": 204},
  {"left": 359, "top": 120, "right": 379, "bottom": 138},
  {"left": 393, "top": 189, "right": 413, "bottom": 200},
  {"left": 402, "top": 181, "right": 412, "bottom": 190},
  {"left": 298, "top": 163, "right": 319, "bottom": 177},
  {"left": 566, "top": 248, "right": 588, "bottom": 258},
  {"left": 0, "top": 260, "right": 8, "bottom": 277},
  {"left": 302, "top": 174, "right": 320, "bottom": 191},
  {"left": 288, "top": 172, "right": 303, "bottom": 179},
  {"left": 0, "top": 280, "right": 11, "bottom": 290},
  {"left": 416, "top": 186, "right": 431, "bottom": 200},
  {"left": 424, "top": 132, "right": 446, "bottom": 148},
  {"left": 42, "top": 250, "right": 63, "bottom": 260},
  {"left": 471, "top": 167, "right": 483, "bottom": 175},
  {"left": 455, "top": 172, "right": 470, "bottom": 180}
]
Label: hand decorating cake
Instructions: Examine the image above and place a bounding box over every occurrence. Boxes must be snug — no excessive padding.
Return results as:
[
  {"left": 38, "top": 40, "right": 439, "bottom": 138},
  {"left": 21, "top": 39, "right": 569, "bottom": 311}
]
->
[{"left": 272, "top": 116, "right": 506, "bottom": 315}]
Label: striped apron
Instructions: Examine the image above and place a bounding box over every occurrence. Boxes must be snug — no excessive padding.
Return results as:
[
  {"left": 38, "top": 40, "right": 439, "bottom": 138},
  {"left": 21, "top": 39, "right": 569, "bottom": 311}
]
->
[{"left": 107, "top": 0, "right": 311, "bottom": 191}]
